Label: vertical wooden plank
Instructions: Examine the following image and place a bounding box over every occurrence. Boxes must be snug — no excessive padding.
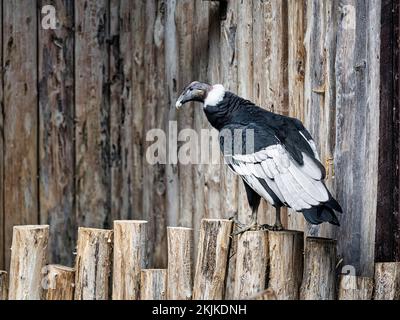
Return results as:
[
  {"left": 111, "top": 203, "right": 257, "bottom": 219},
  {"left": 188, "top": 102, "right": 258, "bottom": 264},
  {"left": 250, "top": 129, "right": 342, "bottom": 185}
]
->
[
  {"left": 220, "top": 1, "right": 239, "bottom": 299},
  {"left": 376, "top": 0, "right": 400, "bottom": 262},
  {"left": 75, "top": 0, "right": 110, "bottom": 228},
  {"left": 0, "top": 0, "right": 4, "bottom": 270},
  {"left": 3, "top": 0, "right": 38, "bottom": 269},
  {"left": 131, "top": 0, "right": 145, "bottom": 221},
  {"left": 204, "top": 2, "right": 222, "bottom": 221},
  {"left": 334, "top": 0, "right": 380, "bottom": 276},
  {"left": 142, "top": 0, "right": 167, "bottom": 267},
  {"left": 287, "top": 0, "right": 306, "bottom": 231},
  {"left": 38, "top": 0, "right": 75, "bottom": 265},
  {"left": 236, "top": 0, "right": 254, "bottom": 226},
  {"left": 110, "top": 0, "right": 134, "bottom": 222},
  {"left": 192, "top": 0, "right": 209, "bottom": 259},
  {"left": 165, "top": 0, "right": 180, "bottom": 227},
  {"left": 176, "top": 0, "right": 194, "bottom": 228}
]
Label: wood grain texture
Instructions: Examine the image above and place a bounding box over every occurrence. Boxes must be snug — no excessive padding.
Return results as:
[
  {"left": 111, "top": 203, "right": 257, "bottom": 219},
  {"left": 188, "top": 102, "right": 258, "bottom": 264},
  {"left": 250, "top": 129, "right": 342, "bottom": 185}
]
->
[
  {"left": 193, "top": 219, "right": 232, "bottom": 300},
  {"left": 38, "top": 0, "right": 75, "bottom": 266},
  {"left": 268, "top": 230, "right": 304, "bottom": 300},
  {"left": 109, "top": 0, "right": 135, "bottom": 222},
  {"left": 376, "top": 0, "right": 400, "bottom": 262},
  {"left": 0, "top": 271, "right": 8, "bottom": 300},
  {"left": 3, "top": 0, "right": 38, "bottom": 271},
  {"left": 287, "top": 0, "right": 306, "bottom": 231},
  {"left": 43, "top": 264, "right": 75, "bottom": 300},
  {"left": 140, "top": 269, "right": 167, "bottom": 300},
  {"left": 74, "top": 227, "right": 113, "bottom": 300},
  {"left": 374, "top": 262, "right": 400, "bottom": 300},
  {"left": 334, "top": 0, "right": 380, "bottom": 276},
  {"left": 338, "top": 275, "right": 373, "bottom": 300},
  {"left": 8, "top": 225, "right": 49, "bottom": 300},
  {"left": 75, "top": 0, "right": 110, "bottom": 229},
  {"left": 300, "top": 237, "right": 337, "bottom": 300},
  {"left": 167, "top": 227, "right": 193, "bottom": 300},
  {"left": 0, "top": 0, "right": 3, "bottom": 270},
  {"left": 112, "top": 220, "right": 147, "bottom": 300},
  {"left": 233, "top": 231, "right": 268, "bottom": 299}
]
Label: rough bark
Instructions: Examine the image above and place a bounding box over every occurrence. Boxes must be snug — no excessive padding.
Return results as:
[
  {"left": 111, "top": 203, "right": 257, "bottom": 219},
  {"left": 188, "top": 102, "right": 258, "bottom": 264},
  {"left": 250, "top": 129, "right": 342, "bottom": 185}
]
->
[
  {"left": 233, "top": 231, "right": 268, "bottom": 299},
  {"left": 300, "top": 237, "right": 337, "bottom": 300},
  {"left": 167, "top": 227, "right": 193, "bottom": 300},
  {"left": 8, "top": 226, "right": 49, "bottom": 300},
  {"left": 112, "top": 220, "right": 147, "bottom": 300},
  {"left": 140, "top": 269, "right": 167, "bottom": 300},
  {"left": 268, "top": 230, "right": 304, "bottom": 300},
  {"left": 338, "top": 275, "right": 373, "bottom": 300},
  {"left": 74, "top": 227, "right": 113, "bottom": 300},
  {"left": 374, "top": 262, "right": 400, "bottom": 300},
  {"left": 43, "top": 264, "right": 75, "bottom": 300},
  {"left": 193, "top": 219, "right": 232, "bottom": 300}
]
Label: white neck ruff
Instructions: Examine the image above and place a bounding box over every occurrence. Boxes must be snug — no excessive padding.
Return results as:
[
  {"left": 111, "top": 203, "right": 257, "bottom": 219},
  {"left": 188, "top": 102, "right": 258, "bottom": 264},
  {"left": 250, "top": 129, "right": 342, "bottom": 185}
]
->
[{"left": 204, "top": 84, "right": 225, "bottom": 107}]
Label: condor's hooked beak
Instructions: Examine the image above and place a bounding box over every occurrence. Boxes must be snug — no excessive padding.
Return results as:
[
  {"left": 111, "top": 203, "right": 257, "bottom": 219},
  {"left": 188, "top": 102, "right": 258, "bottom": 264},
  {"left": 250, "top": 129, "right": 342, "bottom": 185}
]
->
[{"left": 175, "top": 90, "right": 192, "bottom": 109}]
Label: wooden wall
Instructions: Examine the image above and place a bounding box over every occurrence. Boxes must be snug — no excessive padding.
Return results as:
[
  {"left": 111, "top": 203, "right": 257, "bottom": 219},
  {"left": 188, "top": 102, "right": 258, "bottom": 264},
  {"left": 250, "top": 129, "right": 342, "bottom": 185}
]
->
[{"left": 0, "top": 0, "right": 387, "bottom": 277}]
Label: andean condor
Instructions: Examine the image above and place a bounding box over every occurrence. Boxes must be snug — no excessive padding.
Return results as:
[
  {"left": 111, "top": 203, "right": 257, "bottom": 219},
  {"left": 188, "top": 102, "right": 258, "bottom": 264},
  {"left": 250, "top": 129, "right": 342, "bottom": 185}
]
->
[{"left": 176, "top": 81, "right": 342, "bottom": 232}]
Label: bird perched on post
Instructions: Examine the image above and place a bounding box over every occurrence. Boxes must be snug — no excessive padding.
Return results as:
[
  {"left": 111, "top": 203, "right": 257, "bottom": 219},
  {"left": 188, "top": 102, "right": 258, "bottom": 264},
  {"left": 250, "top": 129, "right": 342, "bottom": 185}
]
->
[{"left": 176, "top": 81, "right": 342, "bottom": 233}]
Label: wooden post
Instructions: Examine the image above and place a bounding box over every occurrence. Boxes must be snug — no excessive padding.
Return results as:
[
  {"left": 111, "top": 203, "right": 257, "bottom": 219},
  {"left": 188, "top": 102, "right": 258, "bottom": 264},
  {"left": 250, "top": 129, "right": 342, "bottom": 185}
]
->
[
  {"left": 268, "top": 230, "right": 304, "bottom": 300},
  {"left": 374, "top": 262, "right": 400, "bottom": 300},
  {"left": 8, "top": 225, "right": 49, "bottom": 300},
  {"left": 112, "top": 220, "right": 147, "bottom": 300},
  {"left": 338, "top": 275, "right": 373, "bottom": 300},
  {"left": 0, "top": 271, "right": 7, "bottom": 300},
  {"left": 43, "top": 265, "right": 75, "bottom": 300},
  {"left": 193, "top": 219, "right": 232, "bottom": 300},
  {"left": 74, "top": 228, "right": 113, "bottom": 300},
  {"left": 233, "top": 231, "right": 268, "bottom": 299},
  {"left": 167, "top": 227, "right": 193, "bottom": 300},
  {"left": 300, "top": 237, "right": 337, "bottom": 300},
  {"left": 140, "top": 269, "right": 167, "bottom": 300}
]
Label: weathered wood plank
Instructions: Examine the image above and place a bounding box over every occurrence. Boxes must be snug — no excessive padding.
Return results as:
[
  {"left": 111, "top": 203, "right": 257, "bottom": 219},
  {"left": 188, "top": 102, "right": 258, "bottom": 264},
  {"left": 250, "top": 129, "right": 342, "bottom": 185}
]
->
[
  {"left": 374, "top": 262, "right": 400, "bottom": 300},
  {"left": 334, "top": 0, "right": 380, "bottom": 276},
  {"left": 38, "top": 0, "right": 75, "bottom": 266},
  {"left": 75, "top": 0, "right": 110, "bottom": 228},
  {"left": 165, "top": 0, "right": 180, "bottom": 227},
  {"left": 110, "top": 0, "right": 135, "bottom": 222},
  {"left": 303, "top": 0, "right": 337, "bottom": 238},
  {"left": 376, "top": 0, "right": 400, "bottom": 262},
  {"left": 287, "top": 0, "right": 306, "bottom": 231},
  {"left": 220, "top": 0, "right": 239, "bottom": 300},
  {"left": 3, "top": 0, "right": 39, "bottom": 270},
  {"left": 176, "top": 0, "right": 194, "bottom": 228},
  {"left": 0, "top": 0, "right": 3, "bottom": 270},
  {"left": 0, "top": 271, "right": 7, "bottom": 300}
]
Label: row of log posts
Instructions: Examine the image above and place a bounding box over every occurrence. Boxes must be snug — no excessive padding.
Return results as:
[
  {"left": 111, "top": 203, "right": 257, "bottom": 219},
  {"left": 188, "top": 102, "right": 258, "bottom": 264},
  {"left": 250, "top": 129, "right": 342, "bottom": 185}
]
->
[{"left": 2, "top": 221, "right": 400, "bottom": 300}]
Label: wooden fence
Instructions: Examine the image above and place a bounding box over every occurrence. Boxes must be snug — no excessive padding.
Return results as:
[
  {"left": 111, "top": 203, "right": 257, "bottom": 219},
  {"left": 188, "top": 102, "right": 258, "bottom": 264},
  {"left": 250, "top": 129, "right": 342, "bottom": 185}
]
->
[
  {"left": 1, "top": 220, "right": 400, "bottom": 300},
  {"left": 0, "top": 0, "right": 397, "bottom": 280}
]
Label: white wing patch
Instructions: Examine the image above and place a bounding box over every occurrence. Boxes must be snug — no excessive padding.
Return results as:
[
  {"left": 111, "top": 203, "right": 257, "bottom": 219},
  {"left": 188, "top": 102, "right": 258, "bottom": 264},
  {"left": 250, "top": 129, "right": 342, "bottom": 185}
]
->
[{"left": 227, "top": 143, "right": 329, "bottom": 211}]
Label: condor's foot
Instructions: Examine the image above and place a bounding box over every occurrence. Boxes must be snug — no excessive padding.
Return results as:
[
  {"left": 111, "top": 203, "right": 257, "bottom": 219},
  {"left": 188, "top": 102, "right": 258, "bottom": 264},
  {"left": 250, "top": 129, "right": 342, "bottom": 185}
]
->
[
  {"left": 260, "top": 223, "right": 284, "bottom": 231},
  {"left": 229, "top": 217, "right": 263, "bottom": 236}
]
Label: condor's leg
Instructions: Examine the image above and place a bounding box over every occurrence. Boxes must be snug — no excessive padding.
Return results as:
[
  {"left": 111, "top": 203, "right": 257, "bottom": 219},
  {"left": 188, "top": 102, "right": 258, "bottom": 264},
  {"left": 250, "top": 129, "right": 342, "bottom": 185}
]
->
[
  {"left": 273, "top": 206, "right": 283, "bottom": 231},
  {"left": 231, "top": 182, "right": 261, "bottom": 235}
]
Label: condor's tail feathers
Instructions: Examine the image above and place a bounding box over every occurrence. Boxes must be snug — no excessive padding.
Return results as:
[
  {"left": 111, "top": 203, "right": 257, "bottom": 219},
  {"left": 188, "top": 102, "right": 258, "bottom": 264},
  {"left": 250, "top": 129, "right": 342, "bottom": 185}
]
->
[{"left": 302, "top": 200, "right": 341, "bottom": 227}]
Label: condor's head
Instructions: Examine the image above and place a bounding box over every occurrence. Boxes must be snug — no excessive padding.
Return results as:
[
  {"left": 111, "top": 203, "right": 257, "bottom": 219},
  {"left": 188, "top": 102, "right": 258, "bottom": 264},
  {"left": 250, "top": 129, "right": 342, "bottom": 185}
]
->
[{"left": 175, "top": 81, "right": 225, "bottom": 109}]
